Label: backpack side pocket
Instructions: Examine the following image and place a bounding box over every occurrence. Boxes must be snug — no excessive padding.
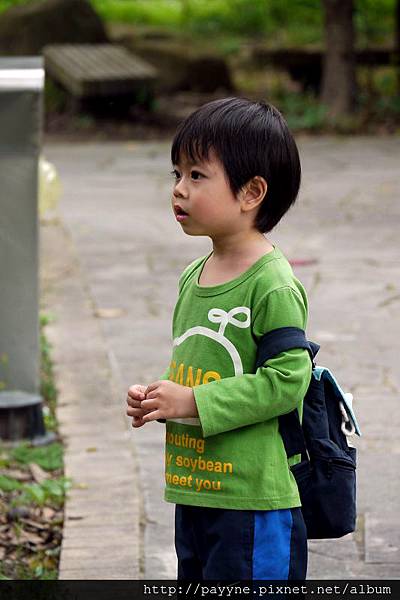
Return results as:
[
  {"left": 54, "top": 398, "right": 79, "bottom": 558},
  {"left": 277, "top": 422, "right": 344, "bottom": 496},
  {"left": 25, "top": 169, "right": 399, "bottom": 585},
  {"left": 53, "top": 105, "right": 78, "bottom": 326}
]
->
[{"left": 292, "top": 448, "right": 357, "bottom": 539}]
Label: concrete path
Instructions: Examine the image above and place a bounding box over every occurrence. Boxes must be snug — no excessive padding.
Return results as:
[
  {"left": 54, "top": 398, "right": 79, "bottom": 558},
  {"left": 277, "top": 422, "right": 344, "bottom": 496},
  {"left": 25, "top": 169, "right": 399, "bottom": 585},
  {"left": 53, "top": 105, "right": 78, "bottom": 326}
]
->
[
  {"left": 41, "top": 137, "right": 400, "bottom": 579},
  {"left": 40, "top": 218, "right": 141, "bottom": 579}
]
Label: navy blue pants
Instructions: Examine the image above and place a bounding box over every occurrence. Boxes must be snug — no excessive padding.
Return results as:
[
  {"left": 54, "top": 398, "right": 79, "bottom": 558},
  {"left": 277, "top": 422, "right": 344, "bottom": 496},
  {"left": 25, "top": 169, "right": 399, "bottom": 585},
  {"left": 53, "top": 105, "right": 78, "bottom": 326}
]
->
[{"left": 175, "top": 505, "right": 307, "bottom": 580}]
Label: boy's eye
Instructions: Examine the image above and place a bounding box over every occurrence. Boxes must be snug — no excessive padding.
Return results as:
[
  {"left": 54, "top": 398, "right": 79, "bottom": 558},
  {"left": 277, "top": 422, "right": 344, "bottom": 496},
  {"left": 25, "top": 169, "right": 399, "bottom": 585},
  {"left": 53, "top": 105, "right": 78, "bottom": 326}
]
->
[{"left": 170, "top": 169, "right": 204, "bottom": 181}]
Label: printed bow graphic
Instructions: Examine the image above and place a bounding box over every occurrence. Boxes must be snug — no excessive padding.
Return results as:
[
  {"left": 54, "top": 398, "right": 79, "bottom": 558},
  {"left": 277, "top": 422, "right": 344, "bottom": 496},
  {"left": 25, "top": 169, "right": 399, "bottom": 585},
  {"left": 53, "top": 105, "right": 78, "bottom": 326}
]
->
[{"left": 208, "top": 307, "right": 251, "bottom": 337}]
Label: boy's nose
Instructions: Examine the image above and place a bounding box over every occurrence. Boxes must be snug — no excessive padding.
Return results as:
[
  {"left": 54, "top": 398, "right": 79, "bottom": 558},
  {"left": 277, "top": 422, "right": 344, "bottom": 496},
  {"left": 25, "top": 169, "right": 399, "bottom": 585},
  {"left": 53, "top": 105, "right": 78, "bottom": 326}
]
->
[{"left": 173, "top": 177, "right": 189, "bottom": 198}]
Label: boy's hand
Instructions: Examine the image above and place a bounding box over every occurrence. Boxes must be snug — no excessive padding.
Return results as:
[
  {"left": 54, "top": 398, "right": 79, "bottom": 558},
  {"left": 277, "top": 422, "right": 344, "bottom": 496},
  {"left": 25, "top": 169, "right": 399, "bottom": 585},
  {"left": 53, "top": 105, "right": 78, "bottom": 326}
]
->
[
  {"left": 141, "top": 380, "right": 198, "bottom": 422},
  {"left": 126, "top": 384, "right": 148, "bottom": 428}
]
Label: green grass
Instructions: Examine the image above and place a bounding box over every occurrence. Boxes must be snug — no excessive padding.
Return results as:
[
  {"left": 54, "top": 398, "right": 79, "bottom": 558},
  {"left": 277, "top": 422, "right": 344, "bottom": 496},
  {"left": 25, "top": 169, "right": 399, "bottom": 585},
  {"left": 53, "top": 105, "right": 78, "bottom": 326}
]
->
[
  {"left": 40, "top": 313, "right": 58, "bottom": 432},
  {"left": 10, "top": 442, "right": 63, "bottom": 471}
]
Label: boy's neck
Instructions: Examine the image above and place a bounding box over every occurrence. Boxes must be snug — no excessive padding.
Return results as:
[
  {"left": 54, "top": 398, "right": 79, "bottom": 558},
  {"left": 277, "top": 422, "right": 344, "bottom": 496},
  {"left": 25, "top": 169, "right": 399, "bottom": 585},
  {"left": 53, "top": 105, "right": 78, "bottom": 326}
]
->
[
  {"left": 198, "top": 231, "right": 274, "bottom": 287},
  {"left": 211, "top": 230, "right": 273, "bottom": 264}
]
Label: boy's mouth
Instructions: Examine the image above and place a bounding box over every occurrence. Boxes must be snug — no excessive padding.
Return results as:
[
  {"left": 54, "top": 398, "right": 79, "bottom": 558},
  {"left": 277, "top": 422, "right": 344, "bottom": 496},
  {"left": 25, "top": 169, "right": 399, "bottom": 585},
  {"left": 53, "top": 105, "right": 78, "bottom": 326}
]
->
[{"left": 174, "top": 204, "right": 189, "bottom": 222}]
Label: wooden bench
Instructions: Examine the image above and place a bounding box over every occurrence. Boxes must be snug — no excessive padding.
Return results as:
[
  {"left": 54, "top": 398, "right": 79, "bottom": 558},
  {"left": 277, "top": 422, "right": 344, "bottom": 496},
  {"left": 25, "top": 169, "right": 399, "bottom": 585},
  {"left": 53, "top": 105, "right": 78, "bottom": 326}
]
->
[{"left": 43, "top": 43, "right": 157, "bottom": 99}]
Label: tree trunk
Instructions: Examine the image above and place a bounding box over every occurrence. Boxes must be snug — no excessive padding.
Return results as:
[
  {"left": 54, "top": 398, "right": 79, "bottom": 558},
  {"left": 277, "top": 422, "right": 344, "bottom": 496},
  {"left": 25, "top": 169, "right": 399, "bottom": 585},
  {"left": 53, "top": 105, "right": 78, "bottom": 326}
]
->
[{"left": 321, "top": 0, "right": 357, "bottom": 117}]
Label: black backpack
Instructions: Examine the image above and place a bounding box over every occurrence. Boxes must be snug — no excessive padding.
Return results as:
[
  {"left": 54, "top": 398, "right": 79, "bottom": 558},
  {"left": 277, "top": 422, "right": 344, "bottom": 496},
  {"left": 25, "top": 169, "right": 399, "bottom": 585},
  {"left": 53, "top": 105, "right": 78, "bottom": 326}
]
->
[{"left": 255, "top": 327, "right": 361, "bottom": 539}]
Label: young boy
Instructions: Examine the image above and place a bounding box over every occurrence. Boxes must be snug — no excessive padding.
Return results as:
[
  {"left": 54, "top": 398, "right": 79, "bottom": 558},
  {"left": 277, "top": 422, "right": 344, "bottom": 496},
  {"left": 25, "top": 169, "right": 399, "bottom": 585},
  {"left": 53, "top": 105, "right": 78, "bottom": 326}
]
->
[{"left": 126, "top": 97, "right": 311, "bottom": 581}]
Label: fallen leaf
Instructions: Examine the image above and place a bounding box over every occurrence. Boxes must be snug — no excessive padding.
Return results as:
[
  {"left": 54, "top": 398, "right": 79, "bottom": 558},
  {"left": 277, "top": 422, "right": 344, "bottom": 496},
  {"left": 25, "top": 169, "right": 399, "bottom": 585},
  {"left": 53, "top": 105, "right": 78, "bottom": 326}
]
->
[
  {"left": 42, "top": 507, "right": 56, "bottom": 521},
  {"left": 385, "top": 283, "right": 397, "bottom": 292},
  {"left": 32, "top": 506, "right": 43, "bottom": 519},
  {"left": 29, "top": 463, "right": 49, "bottom": 484},
  {"left": 1, "top": 469, "right": 31, "bottom": 482},
  {"left": 74, "top": 482, "right": 89, "bottom": 489},
  {"left": 94, "top": 307, "right": 125, "bottom": 319},
  {"left": 8, "top": 530, "right": 21, "bottom": 547},
  {"left": 86, "top": 447, "right": 97, "bottom": 453},
  {"left": 19, "top": 518, "right": 48, "bottom": 532},
  {"left": 18, "top": 529, "right": 43, "bottom": 545},
  {"left": 378, "top": 293, "right": 400, "bottom": 308}
]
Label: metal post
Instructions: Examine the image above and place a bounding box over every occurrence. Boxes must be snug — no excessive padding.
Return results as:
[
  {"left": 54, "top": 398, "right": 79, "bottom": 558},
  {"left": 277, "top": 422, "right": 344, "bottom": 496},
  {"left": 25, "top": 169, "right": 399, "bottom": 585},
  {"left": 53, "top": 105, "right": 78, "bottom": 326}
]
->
[{"left": 0, "top": 57, "right": 51, "bottom": 443}]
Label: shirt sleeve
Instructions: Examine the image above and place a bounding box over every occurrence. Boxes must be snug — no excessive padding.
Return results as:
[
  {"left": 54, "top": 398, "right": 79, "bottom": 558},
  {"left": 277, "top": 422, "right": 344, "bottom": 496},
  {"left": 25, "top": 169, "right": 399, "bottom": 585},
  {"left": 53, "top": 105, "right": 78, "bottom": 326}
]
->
[{"left": 193, "top": 286, "right": 312, "bottom": 438}]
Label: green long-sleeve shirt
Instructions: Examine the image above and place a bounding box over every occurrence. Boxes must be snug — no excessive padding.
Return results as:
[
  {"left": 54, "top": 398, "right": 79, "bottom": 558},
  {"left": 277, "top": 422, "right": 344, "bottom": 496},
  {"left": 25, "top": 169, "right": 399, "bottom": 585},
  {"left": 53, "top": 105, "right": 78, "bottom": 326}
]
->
[{"left": 164, "top": 246, "right": 311, "bottom": 510}]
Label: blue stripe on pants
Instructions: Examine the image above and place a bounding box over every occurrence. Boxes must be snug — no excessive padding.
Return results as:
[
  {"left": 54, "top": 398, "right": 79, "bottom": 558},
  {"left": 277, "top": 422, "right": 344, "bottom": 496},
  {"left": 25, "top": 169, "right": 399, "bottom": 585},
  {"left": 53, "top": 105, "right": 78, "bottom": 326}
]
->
[
  {"left": 175, "top": 505, "right": 307, "bottom": 580},
  {"left": 253, "top": 509, "right": 293, "bottom": 580}
]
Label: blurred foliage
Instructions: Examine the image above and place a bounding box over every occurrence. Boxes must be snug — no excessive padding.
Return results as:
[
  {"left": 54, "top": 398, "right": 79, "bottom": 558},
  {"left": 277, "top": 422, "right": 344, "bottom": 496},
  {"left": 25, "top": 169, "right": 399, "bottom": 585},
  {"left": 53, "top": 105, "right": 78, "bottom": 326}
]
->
[
  {"left": 0, "top": 0, "right": 396, "bottom": 46},
  {"left": 279, "top": 93, "right": 329, "bottom": 131},
  {"left": 234, "top": 61, "right": 399, "bottom": 133},
  {"left": 355, "top": 0, "right": 397, "bottom": 46},
  {"left": 90, "top": 0, "right": 395, "bottom": 46},
  {"left": 10, "top": 443, "right": 63, "bottom": 472},
  {"left": 0, "top": 0, "right": 29, "bottom": 11},
  {"left": 44, "top": 79, "right": 68, "bottom": 115},
  {"left": 357, "top": 66, "right": 400, "bottom": 124},
  {"left": 0, "top": 471, "right": 69, "bottom": 507}
]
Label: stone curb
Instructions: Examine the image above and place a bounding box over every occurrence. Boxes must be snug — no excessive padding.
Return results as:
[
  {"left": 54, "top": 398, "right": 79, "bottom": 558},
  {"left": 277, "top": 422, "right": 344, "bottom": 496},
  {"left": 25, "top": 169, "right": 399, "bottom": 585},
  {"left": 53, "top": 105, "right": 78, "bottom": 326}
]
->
[{"left": 40, "top": 217, "right": 142, "bottom": 579}]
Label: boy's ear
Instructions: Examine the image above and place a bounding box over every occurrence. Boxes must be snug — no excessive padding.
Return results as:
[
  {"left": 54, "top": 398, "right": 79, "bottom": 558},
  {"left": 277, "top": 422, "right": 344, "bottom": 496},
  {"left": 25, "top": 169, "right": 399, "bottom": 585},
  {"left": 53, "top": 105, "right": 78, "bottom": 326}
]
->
[{"left": 239, "top": 176, "right": 268, "bottom": 213}]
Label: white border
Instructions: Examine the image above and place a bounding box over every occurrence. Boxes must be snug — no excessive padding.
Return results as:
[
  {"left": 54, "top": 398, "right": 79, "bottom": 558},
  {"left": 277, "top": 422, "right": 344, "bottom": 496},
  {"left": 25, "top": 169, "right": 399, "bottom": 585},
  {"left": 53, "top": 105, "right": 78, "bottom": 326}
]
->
[{"left": 0, "top": 68, "right": 44, "bottom": 91}]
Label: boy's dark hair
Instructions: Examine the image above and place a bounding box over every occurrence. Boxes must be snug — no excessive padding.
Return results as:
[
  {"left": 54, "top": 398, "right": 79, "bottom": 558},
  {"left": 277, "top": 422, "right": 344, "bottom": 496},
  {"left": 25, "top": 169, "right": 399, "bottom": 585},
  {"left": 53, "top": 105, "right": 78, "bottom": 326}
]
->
[{"left": 171, "top": 97, "right": 301, "bottom": 233}]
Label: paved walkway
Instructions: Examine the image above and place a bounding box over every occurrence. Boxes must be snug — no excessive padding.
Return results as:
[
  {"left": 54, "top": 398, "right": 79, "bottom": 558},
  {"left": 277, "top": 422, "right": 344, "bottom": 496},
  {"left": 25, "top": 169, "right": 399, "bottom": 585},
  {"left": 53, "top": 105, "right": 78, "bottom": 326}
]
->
[{"left": 40, "top": 137, "right": 400, "bottom": 579}]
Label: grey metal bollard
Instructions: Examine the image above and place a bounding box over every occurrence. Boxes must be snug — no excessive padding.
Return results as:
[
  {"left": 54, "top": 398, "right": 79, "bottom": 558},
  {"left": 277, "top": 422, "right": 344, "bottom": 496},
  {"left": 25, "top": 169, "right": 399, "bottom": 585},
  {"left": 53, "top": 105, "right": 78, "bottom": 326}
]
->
[{"left": 0, "top": 57, "right": 52, "bottom": 443}]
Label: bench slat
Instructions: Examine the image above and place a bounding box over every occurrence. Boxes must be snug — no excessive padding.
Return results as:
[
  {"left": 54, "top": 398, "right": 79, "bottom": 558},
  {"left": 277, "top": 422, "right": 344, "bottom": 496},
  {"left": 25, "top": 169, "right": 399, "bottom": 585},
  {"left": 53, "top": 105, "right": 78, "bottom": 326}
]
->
[{"left": 43, "top": 44, "right": 157, "bottom": 98}]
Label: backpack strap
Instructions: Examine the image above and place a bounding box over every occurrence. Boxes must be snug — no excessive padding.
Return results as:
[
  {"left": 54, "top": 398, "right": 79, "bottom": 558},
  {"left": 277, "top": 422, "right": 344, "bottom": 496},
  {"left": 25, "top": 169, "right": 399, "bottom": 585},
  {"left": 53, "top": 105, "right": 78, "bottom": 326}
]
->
[
  {"left": 255, "top": 327, "right": 319, "bottom": 459},
  {"left": 255, "top": 326, "right": 319, "bottom": 370}
]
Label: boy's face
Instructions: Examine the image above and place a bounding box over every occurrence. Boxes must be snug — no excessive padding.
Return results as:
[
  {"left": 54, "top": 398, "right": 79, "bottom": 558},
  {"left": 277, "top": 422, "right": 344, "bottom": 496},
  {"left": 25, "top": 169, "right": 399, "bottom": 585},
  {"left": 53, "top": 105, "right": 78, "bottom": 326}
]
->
[{"left": 171, "top": 150, "right": 244, "bottom": 238}]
